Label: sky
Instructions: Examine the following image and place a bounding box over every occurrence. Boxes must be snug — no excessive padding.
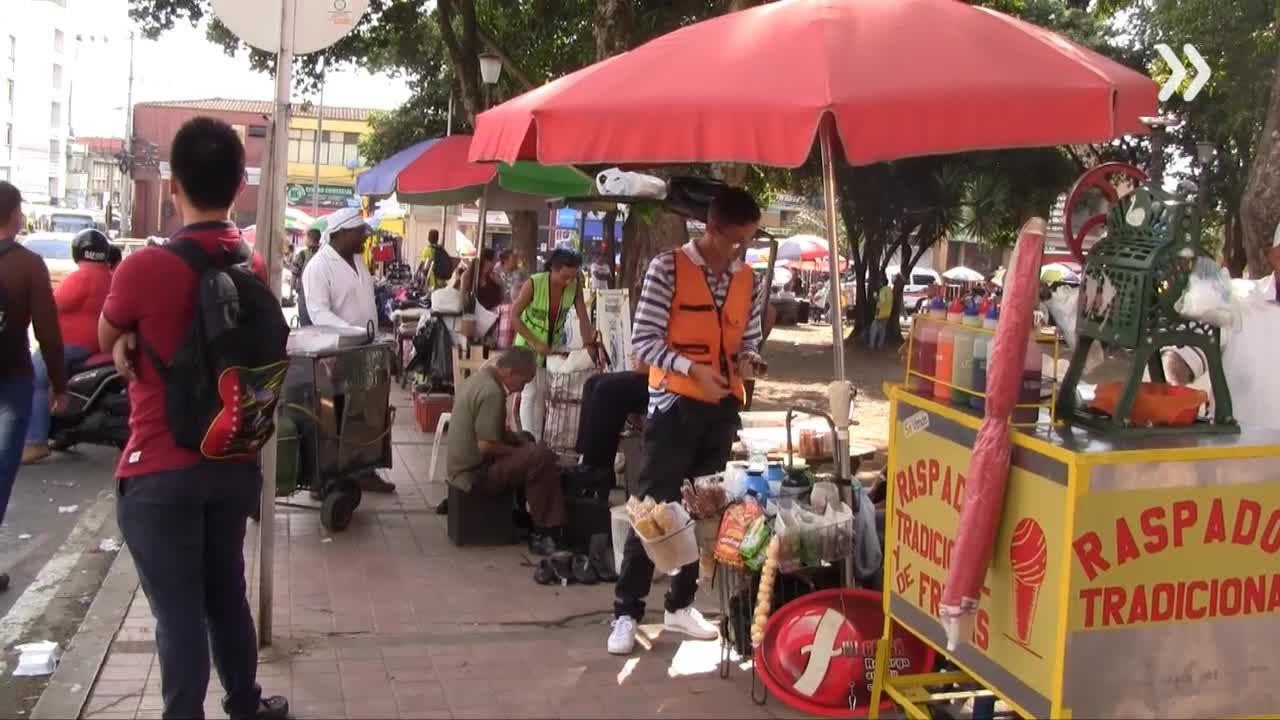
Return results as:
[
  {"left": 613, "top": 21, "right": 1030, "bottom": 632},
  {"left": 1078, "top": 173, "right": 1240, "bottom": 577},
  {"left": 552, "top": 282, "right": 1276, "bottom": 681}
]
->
[{"left": 67, "top": 0, "right": 413, "bottom": 139}]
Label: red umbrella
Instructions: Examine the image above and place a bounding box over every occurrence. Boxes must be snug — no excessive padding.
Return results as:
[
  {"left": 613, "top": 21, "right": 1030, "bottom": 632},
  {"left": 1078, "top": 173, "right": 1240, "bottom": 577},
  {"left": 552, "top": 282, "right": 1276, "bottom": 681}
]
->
[
  {"left": 940, "top": 218, "right": 1045, "bottom": 651},
  {"left": 777, "top": 235, "right": 830, "bottom": 263},
  {"left": 469, "top": 0, "right": 1157, "bottom": 393}
]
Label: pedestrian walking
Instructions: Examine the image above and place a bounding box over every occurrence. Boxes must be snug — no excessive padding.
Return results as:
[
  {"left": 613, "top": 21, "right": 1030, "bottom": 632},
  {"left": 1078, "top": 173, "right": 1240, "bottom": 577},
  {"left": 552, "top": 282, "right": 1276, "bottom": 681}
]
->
[
  {"left": 0, "top": 181, "right": 67, "bottom": 592},
  {"left": 608, "top": 187, "right": 766, "bottom": 655},
  {"left": 99, "top": 118, "right": 289, "bottom": 720}
]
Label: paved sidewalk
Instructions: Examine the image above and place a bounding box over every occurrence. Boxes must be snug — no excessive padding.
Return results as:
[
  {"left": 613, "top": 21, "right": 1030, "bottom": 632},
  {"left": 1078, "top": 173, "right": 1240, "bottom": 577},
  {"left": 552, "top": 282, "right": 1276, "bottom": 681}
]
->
[{"left": 69, "top": 391, "right": 808, "bottom": 720}]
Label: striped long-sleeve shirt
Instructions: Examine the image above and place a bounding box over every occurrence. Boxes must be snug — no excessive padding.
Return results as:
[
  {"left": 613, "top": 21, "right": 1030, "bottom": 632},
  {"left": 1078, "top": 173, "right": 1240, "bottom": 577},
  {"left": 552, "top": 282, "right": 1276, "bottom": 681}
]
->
[{"left": 631, "top": 242, "right": 766, "bottom": 417}]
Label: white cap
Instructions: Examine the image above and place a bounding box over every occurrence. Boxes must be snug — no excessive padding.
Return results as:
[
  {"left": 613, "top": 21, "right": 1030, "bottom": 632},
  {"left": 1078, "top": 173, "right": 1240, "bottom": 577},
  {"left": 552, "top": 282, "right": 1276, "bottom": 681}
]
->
[{"left": 321, "top": 207, "right": 370, "bottom": 243}]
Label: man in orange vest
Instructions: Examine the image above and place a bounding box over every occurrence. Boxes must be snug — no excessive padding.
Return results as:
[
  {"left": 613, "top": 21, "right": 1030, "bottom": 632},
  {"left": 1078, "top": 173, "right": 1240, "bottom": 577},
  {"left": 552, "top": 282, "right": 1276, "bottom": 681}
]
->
[{"left": 607, "top": 187, "right": 767, "bottom": 655}]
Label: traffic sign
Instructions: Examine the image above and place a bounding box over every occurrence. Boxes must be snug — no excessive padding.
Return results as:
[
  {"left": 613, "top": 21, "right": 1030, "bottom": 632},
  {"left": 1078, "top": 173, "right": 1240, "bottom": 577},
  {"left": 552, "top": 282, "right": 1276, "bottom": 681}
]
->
[{"left": 212, "top": 0, "right": 368, "bottom": 55}]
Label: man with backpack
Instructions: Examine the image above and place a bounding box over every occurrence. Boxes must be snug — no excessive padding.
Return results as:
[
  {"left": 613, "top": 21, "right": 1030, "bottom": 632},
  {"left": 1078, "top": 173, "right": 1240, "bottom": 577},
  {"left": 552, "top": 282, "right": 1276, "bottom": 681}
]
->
[
  {"left": 420, "top": 229, "right": 455, "bottom": 290},
  {"left": 98, "top": 118, "right": 289, "bottom": 720},
  {"left": 0, "top": 181, "right": 67, "bottom": 593}
]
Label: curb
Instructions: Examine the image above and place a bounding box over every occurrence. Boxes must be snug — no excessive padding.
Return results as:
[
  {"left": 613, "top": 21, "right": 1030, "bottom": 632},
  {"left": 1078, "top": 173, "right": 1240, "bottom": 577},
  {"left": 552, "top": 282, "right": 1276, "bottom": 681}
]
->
[{"left": 30, "top": 548, "right": 138, "bottom": 720}]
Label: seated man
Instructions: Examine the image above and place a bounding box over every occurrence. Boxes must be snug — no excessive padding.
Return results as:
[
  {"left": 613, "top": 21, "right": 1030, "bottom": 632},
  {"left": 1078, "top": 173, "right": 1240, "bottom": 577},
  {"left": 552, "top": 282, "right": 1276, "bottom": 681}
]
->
[{"left": 447, "top": 347, "right": 565, "bottom": 555}]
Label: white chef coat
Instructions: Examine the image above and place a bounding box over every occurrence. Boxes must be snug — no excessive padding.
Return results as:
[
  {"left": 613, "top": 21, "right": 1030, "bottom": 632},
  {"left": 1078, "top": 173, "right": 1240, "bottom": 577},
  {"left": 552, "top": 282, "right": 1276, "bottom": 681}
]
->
[{"left": 301, "top": 243, "right": 378, "bottom": 331}]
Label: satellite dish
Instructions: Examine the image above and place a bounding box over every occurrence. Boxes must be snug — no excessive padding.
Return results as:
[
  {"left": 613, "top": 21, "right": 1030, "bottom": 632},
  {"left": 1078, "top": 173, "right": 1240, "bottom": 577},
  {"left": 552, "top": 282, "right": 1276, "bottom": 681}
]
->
[{"left": 213, "top": 0, "right": 369, "bottom": 55}]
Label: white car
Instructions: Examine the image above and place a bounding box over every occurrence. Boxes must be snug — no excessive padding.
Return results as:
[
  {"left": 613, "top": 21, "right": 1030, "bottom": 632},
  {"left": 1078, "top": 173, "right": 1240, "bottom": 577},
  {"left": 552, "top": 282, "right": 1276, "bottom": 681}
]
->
[{"left": 21, "top": 232, "right": 77, "bottom": 288}]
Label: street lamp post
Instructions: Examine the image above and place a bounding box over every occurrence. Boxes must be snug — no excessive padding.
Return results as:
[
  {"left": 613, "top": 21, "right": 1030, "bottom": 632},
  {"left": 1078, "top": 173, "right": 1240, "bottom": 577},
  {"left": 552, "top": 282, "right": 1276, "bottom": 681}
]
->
[{"left": 471, "top": 54, "right": 502, "bottom": 309}]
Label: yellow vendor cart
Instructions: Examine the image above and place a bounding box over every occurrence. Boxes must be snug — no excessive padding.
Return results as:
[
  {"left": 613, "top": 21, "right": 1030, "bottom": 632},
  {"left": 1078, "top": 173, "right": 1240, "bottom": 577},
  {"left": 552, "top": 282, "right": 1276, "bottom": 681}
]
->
[{"left": 868, "top": 383, "right": 1280, "bottom": 719}]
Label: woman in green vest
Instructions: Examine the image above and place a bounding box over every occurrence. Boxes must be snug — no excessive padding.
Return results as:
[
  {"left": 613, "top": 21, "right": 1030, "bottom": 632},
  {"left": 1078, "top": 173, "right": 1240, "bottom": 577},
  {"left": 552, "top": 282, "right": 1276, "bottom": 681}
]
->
[{"left": 511, "top": 248, "right": 597, "bottom": 440}]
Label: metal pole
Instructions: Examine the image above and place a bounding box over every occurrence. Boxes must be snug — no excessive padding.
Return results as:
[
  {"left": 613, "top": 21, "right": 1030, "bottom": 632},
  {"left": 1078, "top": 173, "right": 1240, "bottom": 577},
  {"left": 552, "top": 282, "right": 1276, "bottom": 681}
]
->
[
  {"left": 441, "top": 92, "right": 453, "bottom": 256},
  {"left": 819, "top": 120, "right": 846, "bottom": 381},
  {"left": 121, "top": 31, "right": 135, "bottom": 237},
  {"left": 311, "top": 57, "right": 326, "bottom": 217},
  {"left": 819, "top": 119, "right": 852, "bottom": 488},
  {"left": 253, "top": 0, "right": 296, "bottom": 648},
  {"left": 472, "top": 186, "right": 489, "bottom": 309}
]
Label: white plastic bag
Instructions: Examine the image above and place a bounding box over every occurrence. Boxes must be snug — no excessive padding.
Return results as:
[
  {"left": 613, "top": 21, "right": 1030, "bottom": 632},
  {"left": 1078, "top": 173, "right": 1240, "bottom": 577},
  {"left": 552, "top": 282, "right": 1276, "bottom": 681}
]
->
[
  {"left": 431, "top": 287, "right": 463, "bottom": 314},
  {"left": 1175, "top": 258, "right": 1237, "bottom": 330},
  {"left": 1042, "top": 285, "right": 1104, "bottom": 375}
]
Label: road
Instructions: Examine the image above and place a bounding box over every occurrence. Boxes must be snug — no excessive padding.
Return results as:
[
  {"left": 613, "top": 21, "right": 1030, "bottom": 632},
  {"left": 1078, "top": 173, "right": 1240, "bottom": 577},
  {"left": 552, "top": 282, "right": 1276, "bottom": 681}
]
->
[{"left": 0, "top": 444, "right": 122, "bottom": 714}]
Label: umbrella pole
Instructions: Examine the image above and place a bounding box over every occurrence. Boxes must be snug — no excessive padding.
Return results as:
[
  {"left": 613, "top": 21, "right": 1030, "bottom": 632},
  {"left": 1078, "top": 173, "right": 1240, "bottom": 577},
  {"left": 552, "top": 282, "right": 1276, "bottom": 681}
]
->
[
  {"left": 820, "top": 121, "right": 845, "bottom": 380},
  {"left": 472, "top": 185, "right": 490, "bottom": 310}
]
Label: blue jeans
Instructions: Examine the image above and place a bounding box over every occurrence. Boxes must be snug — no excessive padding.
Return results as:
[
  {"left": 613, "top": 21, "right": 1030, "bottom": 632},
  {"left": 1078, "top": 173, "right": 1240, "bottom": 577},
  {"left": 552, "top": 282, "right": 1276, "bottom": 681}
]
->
[
  {"left": 869, "top": 318, "right": 888, "bottom": 349},
  {"left": 0, "top": 379, "right": 34, "bottom": 527},
  {"left": 27, "top": 345, "right": 90, "bottom": 446}
]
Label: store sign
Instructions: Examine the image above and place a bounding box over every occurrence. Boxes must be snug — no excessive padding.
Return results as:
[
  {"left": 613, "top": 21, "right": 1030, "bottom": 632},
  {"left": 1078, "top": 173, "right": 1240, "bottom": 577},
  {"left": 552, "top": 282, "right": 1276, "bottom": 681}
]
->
[
  {"left": 286, "top": 184, "right": 355, "bottom": 209},
  {"left": 1070, "top": 484, "right": 1280, "bottom": 632},
  {"left": 890, "top": 405, "right": 1065, "bottom": 701},
  {"left": 755, "top": 589, "right": 933, "bottom": 717}
]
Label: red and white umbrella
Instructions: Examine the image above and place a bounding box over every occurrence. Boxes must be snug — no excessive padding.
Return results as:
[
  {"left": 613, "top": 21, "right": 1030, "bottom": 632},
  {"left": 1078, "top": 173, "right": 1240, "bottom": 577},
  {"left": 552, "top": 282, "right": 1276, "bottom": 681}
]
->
[
  {"left": 777, "top": 234, "right": 830, "bottom": 263},
  {"left": 469, "top": 0, "right": 1156, "bottom": 393}
]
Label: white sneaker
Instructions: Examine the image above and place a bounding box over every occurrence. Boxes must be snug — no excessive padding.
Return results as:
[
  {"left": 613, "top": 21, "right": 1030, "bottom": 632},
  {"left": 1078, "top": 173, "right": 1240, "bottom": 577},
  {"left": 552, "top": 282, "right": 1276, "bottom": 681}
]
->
[
  {"left": 663, "top": 606, "right": 719, "bottom": 640},
  {"left": 607, "top": 616, "right": 637, "bottom": 655}
]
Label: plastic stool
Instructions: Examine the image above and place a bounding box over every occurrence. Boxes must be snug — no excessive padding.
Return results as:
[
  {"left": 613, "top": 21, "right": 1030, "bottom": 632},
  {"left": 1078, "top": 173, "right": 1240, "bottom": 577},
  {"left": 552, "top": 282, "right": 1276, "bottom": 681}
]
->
[
  {"left": 447, "top": 484, "right": 517, "bottom": 547},
  {"left": 426, "top": 413, "right": 451, "bottom": 484}
]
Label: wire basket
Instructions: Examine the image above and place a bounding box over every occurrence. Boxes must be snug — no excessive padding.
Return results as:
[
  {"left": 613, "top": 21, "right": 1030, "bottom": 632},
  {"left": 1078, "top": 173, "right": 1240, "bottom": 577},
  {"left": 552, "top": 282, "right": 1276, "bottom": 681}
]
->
[
  {"left": 775, "top": 505, "right": 855, "bottom": 575},
  {"left": 543, "top": 366, "right": 599, "bottom": 457}
]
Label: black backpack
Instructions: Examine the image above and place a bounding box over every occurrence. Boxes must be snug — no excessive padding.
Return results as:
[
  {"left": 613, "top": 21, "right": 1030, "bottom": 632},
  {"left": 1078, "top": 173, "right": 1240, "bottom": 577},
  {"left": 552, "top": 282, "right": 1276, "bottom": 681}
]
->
[
  {"left": 432, "top": 246, "right": 455, "bottom": 281},
  {"left": 140, "top": 239, "right": 290, "bottom": 460}
]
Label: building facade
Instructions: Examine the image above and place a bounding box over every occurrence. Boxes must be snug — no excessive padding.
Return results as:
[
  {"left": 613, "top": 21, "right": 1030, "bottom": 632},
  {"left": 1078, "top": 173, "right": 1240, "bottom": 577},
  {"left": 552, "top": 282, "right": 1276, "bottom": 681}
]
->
[
  {"left": 130, "top": 98, "right": 374, "bottom": 238},
  {"left": 0, "top": 0, "right": 73, "bottom": 204}
]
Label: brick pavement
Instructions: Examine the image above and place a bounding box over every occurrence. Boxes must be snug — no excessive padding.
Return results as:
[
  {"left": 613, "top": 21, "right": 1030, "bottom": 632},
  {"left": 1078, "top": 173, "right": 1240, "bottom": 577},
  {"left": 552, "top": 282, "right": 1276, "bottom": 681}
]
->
[{"left": 75, "top": 391, "right": 813, "bottom": 720}]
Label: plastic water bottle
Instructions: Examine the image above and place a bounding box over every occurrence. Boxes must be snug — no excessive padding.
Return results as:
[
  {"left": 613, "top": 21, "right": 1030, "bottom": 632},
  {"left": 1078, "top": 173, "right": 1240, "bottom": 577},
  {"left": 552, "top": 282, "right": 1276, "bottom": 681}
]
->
[
  {"left": 933, "top": 298, "right": 964, "bottom": 402},
  {"left": 951, "top": 299, "right": 982, "bottom": 407},
  {"left": 970, "top": 304, "right": 999, "bottom": 411}
]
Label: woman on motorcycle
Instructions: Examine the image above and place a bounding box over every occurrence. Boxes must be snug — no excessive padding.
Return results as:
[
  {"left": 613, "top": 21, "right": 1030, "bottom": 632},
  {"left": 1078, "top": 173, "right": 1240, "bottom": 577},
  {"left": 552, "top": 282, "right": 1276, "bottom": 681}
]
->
[{"left": 22, "top": 229, "right": 113, "bottom": 464}]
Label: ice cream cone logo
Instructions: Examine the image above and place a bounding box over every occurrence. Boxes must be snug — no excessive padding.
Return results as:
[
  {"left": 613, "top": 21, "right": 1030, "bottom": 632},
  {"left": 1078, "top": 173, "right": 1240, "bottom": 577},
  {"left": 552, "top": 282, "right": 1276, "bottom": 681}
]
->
[{"left": 1009, "top": 517, "right": 1047, "bottom": 647}]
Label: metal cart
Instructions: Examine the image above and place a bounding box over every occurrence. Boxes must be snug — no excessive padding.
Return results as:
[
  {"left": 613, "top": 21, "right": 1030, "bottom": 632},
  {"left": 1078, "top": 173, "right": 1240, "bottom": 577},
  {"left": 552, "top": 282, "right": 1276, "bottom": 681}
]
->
[{"left": 282, "top": 340, "right": 396, "bottom": 532}]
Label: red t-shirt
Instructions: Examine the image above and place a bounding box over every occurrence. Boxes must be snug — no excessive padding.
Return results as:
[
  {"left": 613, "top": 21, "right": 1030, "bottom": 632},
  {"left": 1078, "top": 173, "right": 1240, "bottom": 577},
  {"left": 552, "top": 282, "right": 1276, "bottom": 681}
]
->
[
  {"left": 102, "top": 221, "right": 257, "bottom": 478},
  {"left": 54, "top": 262, "right": 112, "bottom": 352}
]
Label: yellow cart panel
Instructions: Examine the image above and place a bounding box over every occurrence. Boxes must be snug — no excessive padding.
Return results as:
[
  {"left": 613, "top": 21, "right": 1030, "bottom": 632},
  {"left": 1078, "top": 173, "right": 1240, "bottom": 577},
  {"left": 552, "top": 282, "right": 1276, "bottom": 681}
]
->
[{"left": 874, "top": 384, "right": 1280, "bottom": 719}]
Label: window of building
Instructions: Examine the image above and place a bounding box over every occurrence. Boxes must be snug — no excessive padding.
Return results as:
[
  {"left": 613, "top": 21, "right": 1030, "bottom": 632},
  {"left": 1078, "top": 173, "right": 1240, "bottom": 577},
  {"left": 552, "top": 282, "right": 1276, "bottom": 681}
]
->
[
  {"left": 287, "top": 128, "right": 315, "bottom": 164},
  {"left": 54, "top": 29, "right": 64, "bottom": 54},
  {"left": 52, "top": 64, "right": 62, "bottom": 90},
  {"left": 50, "top": 101, "right": 61, "bottom": 128},
  {"left": 4, "top": 123, "right": 11, "bottom": 147},
  {"left": 6, "top": 80, "right": 12, "bottom": 106},
  {"left": 7, "top": 36, "right": 15, "bottom": 73},
  {"left": 248, "top": 124, "right": 268, "bottom": 138},
  {"left": 50, "top": 139, "right": 59, "bottom": 162},
  {"left": 48, "top": 177, "right": 59, "bottom": 199}
]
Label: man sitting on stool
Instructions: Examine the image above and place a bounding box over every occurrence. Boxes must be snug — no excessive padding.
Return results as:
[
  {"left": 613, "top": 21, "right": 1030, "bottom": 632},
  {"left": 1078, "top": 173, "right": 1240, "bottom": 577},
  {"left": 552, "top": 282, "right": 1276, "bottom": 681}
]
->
[{"left": 447, "top": 347, "right": 565, "bottom": 555}]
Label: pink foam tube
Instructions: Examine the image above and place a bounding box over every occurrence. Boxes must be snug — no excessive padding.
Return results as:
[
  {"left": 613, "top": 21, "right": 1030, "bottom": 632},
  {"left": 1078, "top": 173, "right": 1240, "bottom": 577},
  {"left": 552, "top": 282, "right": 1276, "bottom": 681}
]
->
[{"left": 940, "top": 219, "right": 1045, "bottom": 647}]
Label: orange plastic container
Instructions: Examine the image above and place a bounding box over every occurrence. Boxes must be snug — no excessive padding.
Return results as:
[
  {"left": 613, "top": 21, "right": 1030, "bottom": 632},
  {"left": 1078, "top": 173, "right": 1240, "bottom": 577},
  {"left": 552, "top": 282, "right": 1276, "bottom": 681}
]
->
[{"left": 1089, "top": 382, "right": 1208, "bottom": 427}]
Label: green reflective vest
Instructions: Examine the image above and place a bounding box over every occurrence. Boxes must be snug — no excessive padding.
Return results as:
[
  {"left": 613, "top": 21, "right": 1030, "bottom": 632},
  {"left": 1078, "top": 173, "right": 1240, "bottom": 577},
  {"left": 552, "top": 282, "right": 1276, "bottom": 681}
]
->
[{"left": 515, "top": 272, "right": 578, "bottom": 366}]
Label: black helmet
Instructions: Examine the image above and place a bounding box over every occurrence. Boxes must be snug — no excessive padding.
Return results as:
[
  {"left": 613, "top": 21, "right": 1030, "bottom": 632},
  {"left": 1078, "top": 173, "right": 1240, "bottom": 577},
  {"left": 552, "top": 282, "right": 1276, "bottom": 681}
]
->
[
  {"left": 72, "top": 229, "right": 111, "bottom": 264},
  {"left": 106, "top": 244, "right": 123, "bottom": 269}
]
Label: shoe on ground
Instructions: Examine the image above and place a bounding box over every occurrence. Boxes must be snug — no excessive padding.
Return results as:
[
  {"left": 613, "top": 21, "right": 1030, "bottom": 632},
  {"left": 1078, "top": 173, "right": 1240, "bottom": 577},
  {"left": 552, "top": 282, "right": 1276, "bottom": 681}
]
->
[
  {"left": 227, "top": 694, "right": 288, "bottom": 720},
  {"left": 664, "top": 606, "right": 718, "bottom": 640},
  {"left": 0, "top": 573, "right": 9, "bottom": 592},
  {"left": 21, "top": 445, "right": 50, "bottom": 465},
  {"left": 607, "top": 616, "right": 637, "bottom": 655},
  {"left": 356, "top": 473, "right": 397, "bottom": 494},
  {"left": 527, "top": 532, "right": 557, "bottom": 556}
]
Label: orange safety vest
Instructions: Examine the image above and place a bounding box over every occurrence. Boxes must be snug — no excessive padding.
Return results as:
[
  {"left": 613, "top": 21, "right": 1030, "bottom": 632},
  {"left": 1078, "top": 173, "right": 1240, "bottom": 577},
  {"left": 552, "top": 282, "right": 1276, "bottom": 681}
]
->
[{"left": 649, "top": 250, "right": 754, "bottom": 404}]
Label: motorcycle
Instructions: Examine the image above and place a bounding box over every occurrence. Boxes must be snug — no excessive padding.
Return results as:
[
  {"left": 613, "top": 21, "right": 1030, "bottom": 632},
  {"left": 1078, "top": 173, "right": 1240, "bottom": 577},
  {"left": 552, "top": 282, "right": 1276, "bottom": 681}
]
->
[{"left": 48, "top": 353, "right": 131, "bottom": 451}]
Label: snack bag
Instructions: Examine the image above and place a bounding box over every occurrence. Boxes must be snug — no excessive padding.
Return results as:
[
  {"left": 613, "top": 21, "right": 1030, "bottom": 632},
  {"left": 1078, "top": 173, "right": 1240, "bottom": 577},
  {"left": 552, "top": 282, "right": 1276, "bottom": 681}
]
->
[
  {"left": 739, "top": 516, "right": 773, "bottom": 571},
  {"left": 714, "top": 499, "right": 762, "bottom": 565}
]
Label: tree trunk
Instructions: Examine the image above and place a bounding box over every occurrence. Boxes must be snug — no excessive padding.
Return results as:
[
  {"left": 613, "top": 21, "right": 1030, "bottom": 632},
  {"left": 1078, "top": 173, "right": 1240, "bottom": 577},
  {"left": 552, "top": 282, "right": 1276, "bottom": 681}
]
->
[
  {"left": 1240, "top": 49, "right": 1280, "bottom": 277},
  {"left": 594, "top": 0, "right": 633, "bottom": 60},
  {"left": 435, "top": 0, "right": 484, "bottom": 122},
  {"left": 1222, "top": 207, "right": 1248, "bottom": 278},
  {"left": 621, "top": 208, "right": 688, "bottom": 312},
  {"left": 509, "top": 210, "right": 539, "bottom": 272}
]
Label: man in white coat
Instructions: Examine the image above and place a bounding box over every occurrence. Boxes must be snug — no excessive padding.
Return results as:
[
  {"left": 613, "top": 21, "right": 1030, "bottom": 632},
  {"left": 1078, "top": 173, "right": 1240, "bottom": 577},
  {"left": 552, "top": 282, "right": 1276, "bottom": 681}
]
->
[{"left": 301, "top": 208, "right": 377, "bottom": 333}]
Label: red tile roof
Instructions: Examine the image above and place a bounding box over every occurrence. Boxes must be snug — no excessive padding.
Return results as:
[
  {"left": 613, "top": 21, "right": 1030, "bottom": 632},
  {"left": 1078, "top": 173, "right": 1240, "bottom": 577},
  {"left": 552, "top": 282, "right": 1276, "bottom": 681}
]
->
[
  {"left": 135, "top": 98, "right": 377, "bottom": 123},
  {"left": 76, "top": 137, "right": 125, "bottom": 154}
]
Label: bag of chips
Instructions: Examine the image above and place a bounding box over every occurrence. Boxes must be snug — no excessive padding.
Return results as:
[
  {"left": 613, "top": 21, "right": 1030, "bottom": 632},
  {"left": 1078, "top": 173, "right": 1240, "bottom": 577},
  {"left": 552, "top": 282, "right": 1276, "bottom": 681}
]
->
[{"left": 714, "top": 498, "right": 762, "bottom": 566}]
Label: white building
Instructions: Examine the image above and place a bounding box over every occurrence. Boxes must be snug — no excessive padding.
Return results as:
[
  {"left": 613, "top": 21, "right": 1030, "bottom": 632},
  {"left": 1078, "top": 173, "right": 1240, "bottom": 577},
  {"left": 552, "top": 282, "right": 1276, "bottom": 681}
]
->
[{"left": 0, "top": 0, "right": 72, "bottom": 204}]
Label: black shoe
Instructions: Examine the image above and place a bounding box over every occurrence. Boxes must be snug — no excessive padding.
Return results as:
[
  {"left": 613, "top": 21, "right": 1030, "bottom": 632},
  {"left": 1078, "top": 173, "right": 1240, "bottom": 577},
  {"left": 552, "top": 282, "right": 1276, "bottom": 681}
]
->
[
  {"left": 0, "top": 573, "right": 9, "bottom": 592},
  {"left": 435, "top": 498, "right": 448, "bottom": 515},
  {"left": 226, "top": 694, "right": 288, "bottom": 720},
  {"left": 528, "top": 532, "right": 558, "bottom": 556}
]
